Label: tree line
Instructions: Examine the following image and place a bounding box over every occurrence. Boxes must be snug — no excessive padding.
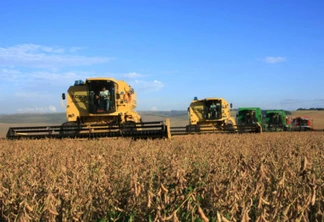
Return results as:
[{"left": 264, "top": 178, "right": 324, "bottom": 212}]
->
[{"left": 297, "top": 108, "right": 324, "bottom": 111}]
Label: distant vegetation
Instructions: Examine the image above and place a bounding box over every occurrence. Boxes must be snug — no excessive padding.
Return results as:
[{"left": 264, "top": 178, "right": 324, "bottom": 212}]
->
[
  {"left": 139, "top": 110, "right": 187, "bottom": 117},
  {"left": 232, "top": 109, "right": 292, "bottom": 115},
  {"left": 261, "top": 110, "right": 292, "bottom": 115},
  {"left": 0, "top": 111, "right": 188, "bottom": 124},
  {"left": 0, "top": 109, "right": 296, "bottom": 124},
  {"left": 0, "top": 113, "right": 66, "bottom": 124},
  {"left": 297, "top": 108, "right": 324, "bottom": 111}
]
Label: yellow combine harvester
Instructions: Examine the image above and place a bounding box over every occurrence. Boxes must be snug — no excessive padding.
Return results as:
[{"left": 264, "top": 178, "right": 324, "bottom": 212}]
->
[
  {"left": 171, "top": 97, "right": 237, "bottom": 135},
  {"left": 7, "top": 77, "right": 171, "bottom": 139}
]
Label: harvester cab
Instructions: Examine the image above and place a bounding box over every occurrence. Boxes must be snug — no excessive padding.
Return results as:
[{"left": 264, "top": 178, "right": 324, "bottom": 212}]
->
[
  {"left": 185, "top": 97, "right": 236, "bottom": 133},
  {"left": 7, "top": 77, "right": 171, "bottom": 139},
  {"left": 291, "top": 116, "right": 313, "bottom": 131},
  {"left": 62, "top": 78, "right": 141, "bottom": 125},
  {"left": 236, "top": 107, "right": 263, "bottom": 133},
  {"left": 265, "top": 110, "right": 291, "bottom": 132}
]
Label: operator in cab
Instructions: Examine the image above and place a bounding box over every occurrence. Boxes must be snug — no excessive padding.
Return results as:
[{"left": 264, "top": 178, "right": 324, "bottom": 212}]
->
[
  {"left": 97, "top": 87, "right": 110, "bottom": 111},
  {"left": 210, "top": 103, "right": 217, "bottom": 119}
]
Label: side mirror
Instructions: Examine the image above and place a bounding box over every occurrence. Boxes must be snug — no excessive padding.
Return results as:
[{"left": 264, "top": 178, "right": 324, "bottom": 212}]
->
[{"left": 62, "top": 93, "right": 66, "bottom": 100}]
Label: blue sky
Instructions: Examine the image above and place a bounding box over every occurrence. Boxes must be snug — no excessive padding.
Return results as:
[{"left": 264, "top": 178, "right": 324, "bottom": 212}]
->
[{"left": 0, "top": 0, "right": 323, "bottom": 114}]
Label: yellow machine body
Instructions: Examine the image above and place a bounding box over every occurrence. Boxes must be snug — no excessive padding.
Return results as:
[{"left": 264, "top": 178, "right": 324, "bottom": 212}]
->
[
  {"left": 65, "top": 77, "right": 141, "bottom": 125},
  {"left": 7, "top": 77, "right": 170, "bottom": 139},
  {"left": 187, "top": 97, "right": 236, "bottom": 132}
]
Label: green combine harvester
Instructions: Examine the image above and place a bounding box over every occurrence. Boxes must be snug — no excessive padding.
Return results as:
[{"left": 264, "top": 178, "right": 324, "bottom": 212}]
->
[
  {"left": 236, "top": 107, "right": 264, "bottom": 133},
  {"left": 265, "top": 109, "right": 291, "bottom": 132}
]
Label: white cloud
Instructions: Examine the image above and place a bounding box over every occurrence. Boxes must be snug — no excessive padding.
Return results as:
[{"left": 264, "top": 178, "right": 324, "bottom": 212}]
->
[
  {"left": 264, "top": 56, "right": 286, "bottom": 64},
  {"left": 0, "top": 68, "right": 22, "bottom": 81},
  {"left": 69, "top": 47, "right": 83, "bottom": 53},
  {"left": 98, "top": 72, "right": 164, "bottom": 93},
  {"left": 122, "top": 72, "right": 144, "bottom": 79},
  {"left": 0, "top": 68, "right": 94, "bottom": 86},
  {"left": 0, "top": 44, "right": 111, "bottom": 68},
  {"left": 29, "top": 71, "right": 77, "bottom": 81},
  {"left": 17, "top": 105, "right": 57, "bottom": 113},
  {"left": 132, "top": 80, "right": 164, "bottom": 92},
  {"left": 151, "top": 107, "right": 158, "bottom": 111},
  {"left": 48, "top": 105, "right": 57, "bottom": 112},
  {"left": 153, "top": 80, "right": 164, "bottom": 89},
  {"left": 14, "top": 91, "right": 53, "bottom": 99},
  {"left": 161, "top": 70, "right": 179, "bottom": 75}
]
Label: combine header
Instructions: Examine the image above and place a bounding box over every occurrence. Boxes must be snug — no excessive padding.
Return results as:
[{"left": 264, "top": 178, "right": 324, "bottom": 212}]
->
[{"left": 7, "top": 78, "right": 171, "bottom": 139}]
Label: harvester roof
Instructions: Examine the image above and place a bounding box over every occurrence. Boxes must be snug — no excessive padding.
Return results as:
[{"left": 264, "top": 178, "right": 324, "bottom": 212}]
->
[
  {"left": 238, "top": 107, "right": 261, "bottom": 111},
  {"left": 86, "top": 77, "right": 117, "bottom": 82},
  {"left": 266, "top": 109, "right": 286, "bottom": 114},
  {"left": 192, "top": 97, "right": 225, "bottom": 102}
]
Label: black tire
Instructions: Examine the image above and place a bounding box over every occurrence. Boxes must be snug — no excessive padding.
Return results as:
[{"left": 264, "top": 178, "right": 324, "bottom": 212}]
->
[
  {"left": 121, "top": 121, "right": 137, "bottom": 132},
  {"left": 186, "top": 125, "right": 200, "bottom": 133},
  {"left": 60, "top": 122, "right": 80, "bottom": 137}
]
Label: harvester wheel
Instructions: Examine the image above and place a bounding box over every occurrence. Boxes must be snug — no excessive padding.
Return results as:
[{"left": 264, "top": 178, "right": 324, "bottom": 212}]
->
[
  {"left": 121, "top": 121, "right": 137, "bottom": 132},
  {"left": 186, "top": 125, "right": 200, "bottom": 133},
  {"left": 60, "top": 122, "right": 80, "bottom": 137},
  {"left": 224, "top": 124, "right": 235, "bottom": 133}
]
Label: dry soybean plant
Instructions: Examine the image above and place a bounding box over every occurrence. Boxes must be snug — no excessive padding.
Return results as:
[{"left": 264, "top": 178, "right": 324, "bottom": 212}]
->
[{"left": 0, "top": 132, "right": 323, "bottom": 221}]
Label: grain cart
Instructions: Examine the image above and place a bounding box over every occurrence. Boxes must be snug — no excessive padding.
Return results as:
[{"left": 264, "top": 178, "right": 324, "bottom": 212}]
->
[
  {"left": 265, "top": 110, "right": 291, "bottom": 132},
  {"left": 7, "top": 77, "right": 171, "bottom": 139},
  {"left": 236, "top": 107, "right": 264, "bottom": 133}
]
